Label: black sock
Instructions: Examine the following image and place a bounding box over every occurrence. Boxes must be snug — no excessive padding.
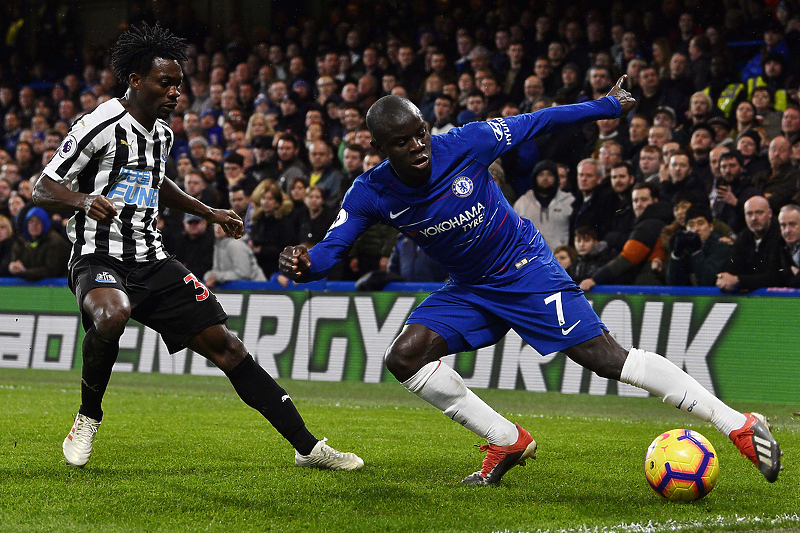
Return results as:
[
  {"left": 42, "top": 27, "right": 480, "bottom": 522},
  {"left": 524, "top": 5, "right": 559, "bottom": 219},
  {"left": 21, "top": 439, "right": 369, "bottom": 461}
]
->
[
  {"left": 225, "top": 355, "right": 318, "bottom": 455},
  {"left": 78, "top": 326, "right": 119, "bottom": 421}
]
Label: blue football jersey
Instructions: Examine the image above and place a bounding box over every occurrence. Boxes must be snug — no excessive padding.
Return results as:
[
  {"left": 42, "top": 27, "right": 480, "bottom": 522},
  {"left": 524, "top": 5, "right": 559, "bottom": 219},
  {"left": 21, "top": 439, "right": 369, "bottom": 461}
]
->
[{"left": 303, "top": 96, "right": 622, "bottom": 286}]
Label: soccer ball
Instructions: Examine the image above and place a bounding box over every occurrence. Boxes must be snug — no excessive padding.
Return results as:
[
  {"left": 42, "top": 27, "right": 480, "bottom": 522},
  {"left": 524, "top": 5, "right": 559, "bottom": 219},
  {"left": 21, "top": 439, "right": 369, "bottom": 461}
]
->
[{"left": 644, "top": 429, "right": 719, "bottom": 501}]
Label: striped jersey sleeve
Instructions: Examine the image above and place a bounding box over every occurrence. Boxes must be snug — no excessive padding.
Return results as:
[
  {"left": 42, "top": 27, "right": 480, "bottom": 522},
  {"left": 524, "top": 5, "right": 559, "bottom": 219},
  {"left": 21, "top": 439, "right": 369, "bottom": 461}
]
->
[
  {"left": 41, "top": 98, "right": 172, "bottom": 264},
  {"left": 42, "top": 105, "right": 123, "bottom": 188}
]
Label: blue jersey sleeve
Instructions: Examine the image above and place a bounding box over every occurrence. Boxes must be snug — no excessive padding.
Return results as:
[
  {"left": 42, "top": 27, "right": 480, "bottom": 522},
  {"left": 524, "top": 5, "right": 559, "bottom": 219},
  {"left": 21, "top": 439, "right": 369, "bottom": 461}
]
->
[
  {"left": 302, "top": 180, "right": 378, "bottom": 281},
  {"left": 451, "top": 96, "right": 621, "bottom": 166}
]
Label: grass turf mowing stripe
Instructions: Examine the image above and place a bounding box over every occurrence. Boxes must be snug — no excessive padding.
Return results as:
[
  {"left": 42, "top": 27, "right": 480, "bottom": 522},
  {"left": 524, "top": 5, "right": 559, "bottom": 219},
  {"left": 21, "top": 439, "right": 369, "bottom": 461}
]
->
[{"left": 0, "top": 369, "right": 797, "bottom": 533}]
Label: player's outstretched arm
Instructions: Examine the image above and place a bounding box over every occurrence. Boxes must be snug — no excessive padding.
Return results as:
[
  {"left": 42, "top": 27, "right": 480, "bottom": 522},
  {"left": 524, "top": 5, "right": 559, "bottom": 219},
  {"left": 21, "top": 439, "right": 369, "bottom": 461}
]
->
[
  {"left": 470, "top": 82, "right": 632, "bottom": 166},
  {"left": 279, "top": 245, "right": 311, "bottom": 280},
  {"left": 33, "top": 175, "right": 117, "bottom": 224},
  {"left": 606, "top": 75, "right": 636, "bottom": 116},
  {"left": 159, "top": 176, "right": 244, "bottom": 238}
]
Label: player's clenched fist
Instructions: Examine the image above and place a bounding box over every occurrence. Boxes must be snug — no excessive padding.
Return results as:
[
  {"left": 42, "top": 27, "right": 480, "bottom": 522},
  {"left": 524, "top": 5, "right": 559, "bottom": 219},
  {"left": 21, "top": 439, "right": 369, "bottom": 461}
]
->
[
  {"left": 82, "top": 194, "right": 117, "bottom": 224},
  {"left": 279, "top": 245, "right": 311, "bottom": 280}
]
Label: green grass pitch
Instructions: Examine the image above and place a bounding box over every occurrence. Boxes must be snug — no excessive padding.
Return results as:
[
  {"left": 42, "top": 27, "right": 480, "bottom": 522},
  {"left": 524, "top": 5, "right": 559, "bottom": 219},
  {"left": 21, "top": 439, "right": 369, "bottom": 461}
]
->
[{"left": 0, "top": 368, "right": 797, "bottom": 533}]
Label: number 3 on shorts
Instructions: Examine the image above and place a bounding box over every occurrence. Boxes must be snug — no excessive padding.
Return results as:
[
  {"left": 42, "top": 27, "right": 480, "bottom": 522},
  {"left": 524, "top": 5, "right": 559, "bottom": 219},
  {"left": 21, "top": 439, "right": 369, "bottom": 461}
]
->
[
  {"left": 544, "top": 292, "right": 565, "bottom": 326},
  {"left": 184, "top": 273, "right": 210, "bottom": 301}
]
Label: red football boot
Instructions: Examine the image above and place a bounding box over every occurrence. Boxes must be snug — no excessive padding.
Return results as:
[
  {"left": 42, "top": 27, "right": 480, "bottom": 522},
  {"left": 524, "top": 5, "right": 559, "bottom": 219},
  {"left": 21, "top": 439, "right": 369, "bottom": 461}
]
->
[
  {"left": 462, "top": 424, "right": 537, "bottom": 486},
  {"left": 729, "top": 412, "right": 783, "bottom": 483}
]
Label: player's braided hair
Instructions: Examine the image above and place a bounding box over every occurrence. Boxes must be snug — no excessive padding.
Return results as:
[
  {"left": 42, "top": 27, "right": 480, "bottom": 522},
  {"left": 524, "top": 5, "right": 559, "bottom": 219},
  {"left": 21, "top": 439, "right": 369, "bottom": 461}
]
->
[{"left": 111, "top": 23, "right": 188, "bottom": 85}]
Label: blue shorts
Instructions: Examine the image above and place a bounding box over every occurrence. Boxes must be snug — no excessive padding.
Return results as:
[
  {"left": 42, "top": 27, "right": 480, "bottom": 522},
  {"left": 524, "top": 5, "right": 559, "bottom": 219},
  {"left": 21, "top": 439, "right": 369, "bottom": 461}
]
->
[{"left": 406, "top": 252, "right": 606, "bottom": 355}]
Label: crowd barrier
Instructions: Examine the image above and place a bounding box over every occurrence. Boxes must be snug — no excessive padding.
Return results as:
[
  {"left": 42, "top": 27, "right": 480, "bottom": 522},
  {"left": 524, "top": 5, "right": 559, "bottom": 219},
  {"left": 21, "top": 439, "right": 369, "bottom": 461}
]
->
[{"left": 1, "top": 278, "right": 798, "bottom": 404}]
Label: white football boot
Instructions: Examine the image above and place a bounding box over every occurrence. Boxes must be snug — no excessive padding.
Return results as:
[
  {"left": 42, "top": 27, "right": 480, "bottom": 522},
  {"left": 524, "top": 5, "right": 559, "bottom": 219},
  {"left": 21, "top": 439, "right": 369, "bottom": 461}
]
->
[
  {"left": 62, "top": 413, "right": 101, "bottom": 467},
  {"left": 294, "top": 438, "right": 364, "bottom": 471}
]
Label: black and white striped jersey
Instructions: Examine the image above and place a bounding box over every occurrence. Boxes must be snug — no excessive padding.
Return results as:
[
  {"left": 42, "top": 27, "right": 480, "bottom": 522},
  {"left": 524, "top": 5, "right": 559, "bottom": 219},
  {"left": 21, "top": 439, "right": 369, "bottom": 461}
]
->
[{"left": 41, "top": 98, "right": 174, "bottom": 263}]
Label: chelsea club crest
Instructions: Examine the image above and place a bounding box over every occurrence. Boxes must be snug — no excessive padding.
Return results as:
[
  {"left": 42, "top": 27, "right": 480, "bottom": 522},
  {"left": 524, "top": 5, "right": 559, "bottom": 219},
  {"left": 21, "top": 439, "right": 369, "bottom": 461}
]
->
[{"left": 452, "top": 176, "right": 473, "bottom": 198}]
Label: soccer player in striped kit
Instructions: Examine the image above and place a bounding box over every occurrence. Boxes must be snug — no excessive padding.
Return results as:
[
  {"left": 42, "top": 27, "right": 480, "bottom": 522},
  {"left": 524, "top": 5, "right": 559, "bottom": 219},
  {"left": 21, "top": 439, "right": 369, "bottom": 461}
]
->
[
  {"left": 281, "top": 79, "right": 782, "bottom": 486},
  {"left": 33, "top": 23, "right": 362, "bottom": 472}
]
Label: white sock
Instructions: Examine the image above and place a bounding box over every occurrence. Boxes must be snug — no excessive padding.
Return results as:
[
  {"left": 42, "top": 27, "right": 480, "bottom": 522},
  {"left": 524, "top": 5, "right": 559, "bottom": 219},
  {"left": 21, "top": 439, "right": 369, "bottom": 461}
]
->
[
  {"left": 403, "top": 361, "right": 519, "bottom": 445},
  {"left": 620, "top": 348, "right": 746, "bottom": 437}
]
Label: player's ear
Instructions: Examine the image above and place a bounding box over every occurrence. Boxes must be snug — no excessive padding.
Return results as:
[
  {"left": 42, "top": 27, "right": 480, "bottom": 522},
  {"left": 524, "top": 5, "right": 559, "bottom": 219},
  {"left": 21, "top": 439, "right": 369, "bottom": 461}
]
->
[
  {"left": 129, "top": 72, "right": 141, "bottom": 90},
  {"left": 370, "top": 139, "right": 384, "bottom": 157}
]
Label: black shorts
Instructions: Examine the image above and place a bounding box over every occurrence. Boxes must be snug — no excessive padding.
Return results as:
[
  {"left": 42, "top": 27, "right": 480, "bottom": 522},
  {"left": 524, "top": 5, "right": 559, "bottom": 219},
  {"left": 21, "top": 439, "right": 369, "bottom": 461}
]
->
[{"left": 69, "top": 254, "right": 228, "bottom": 353}]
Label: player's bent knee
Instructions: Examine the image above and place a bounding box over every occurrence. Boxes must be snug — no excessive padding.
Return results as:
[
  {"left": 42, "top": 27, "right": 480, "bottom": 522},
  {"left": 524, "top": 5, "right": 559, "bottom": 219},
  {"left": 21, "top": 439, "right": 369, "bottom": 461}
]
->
[
  {"left": 385, "top": 333, "right": 432, "bottom": 381},
  {"left": 385, "top": 338, "right": 416, "bottom": 376},
  {"left": 223, "top": 332, "right": 248, "bottom": 361},
  {"left": 93, "top": 307, "right": 131, "bottom": 339},
  {"left": 196, "top": 326, "right": 247, "bottom": 373},
  {"left": 565, "top": 333, "right": 626, "bottom": 381},
  {"left": 208, "top": 328, "right": 247, "bottom": 372},
  {"left": 593, "top": 357, "right": 622, "bottom": 380}
]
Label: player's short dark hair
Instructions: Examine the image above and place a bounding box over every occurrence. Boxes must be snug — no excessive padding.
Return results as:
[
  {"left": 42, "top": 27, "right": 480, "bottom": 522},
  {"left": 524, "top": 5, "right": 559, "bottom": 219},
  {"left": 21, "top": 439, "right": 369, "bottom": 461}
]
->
[
  {"left": 575, "top": 226, "right": 598, "bottom": 241},
  {"left": 632, "top": 181, "right": 658, "bottom": 199},
  {"left": 685, "top": 203, "right": 713, "bottom": 224},
  {"left": 111, "top": 23, "right": 188, "bottom": 85}
]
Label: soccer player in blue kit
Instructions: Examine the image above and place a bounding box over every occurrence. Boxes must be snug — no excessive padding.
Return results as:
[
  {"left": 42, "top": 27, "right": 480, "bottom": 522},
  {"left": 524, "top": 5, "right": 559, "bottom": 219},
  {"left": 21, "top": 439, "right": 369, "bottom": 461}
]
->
[{"left": 280, "top": 77, "right": 782, "bottom": 486}]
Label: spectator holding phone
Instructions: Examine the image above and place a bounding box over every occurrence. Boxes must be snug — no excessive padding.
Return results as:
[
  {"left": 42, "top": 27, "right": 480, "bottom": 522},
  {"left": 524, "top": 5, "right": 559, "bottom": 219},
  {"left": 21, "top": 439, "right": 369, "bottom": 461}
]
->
[
  {"left": 711, "top": 150, "right": 759, "bottom": 234},
  {"left": 666, "top": 204, "right": 732, "bottom": 286}
]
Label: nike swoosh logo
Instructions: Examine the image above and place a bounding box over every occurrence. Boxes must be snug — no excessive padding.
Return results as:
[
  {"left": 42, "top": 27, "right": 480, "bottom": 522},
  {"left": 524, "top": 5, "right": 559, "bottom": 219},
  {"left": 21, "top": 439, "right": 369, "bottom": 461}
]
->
[
  {"left": 561, "top": 320, "right": 581, "bottom": 335},
  {"left": 676, "top": 391, "right": 687, "bottom": 410},
  {"left": 389, "top": 207, "right": 410, "bottom": 219}
]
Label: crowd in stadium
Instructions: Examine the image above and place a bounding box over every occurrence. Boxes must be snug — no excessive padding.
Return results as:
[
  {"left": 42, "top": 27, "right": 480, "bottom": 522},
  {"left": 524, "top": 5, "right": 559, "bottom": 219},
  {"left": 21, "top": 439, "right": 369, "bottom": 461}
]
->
[{"left": 2, "top": 0, "right": 800, "bottom": 291}]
